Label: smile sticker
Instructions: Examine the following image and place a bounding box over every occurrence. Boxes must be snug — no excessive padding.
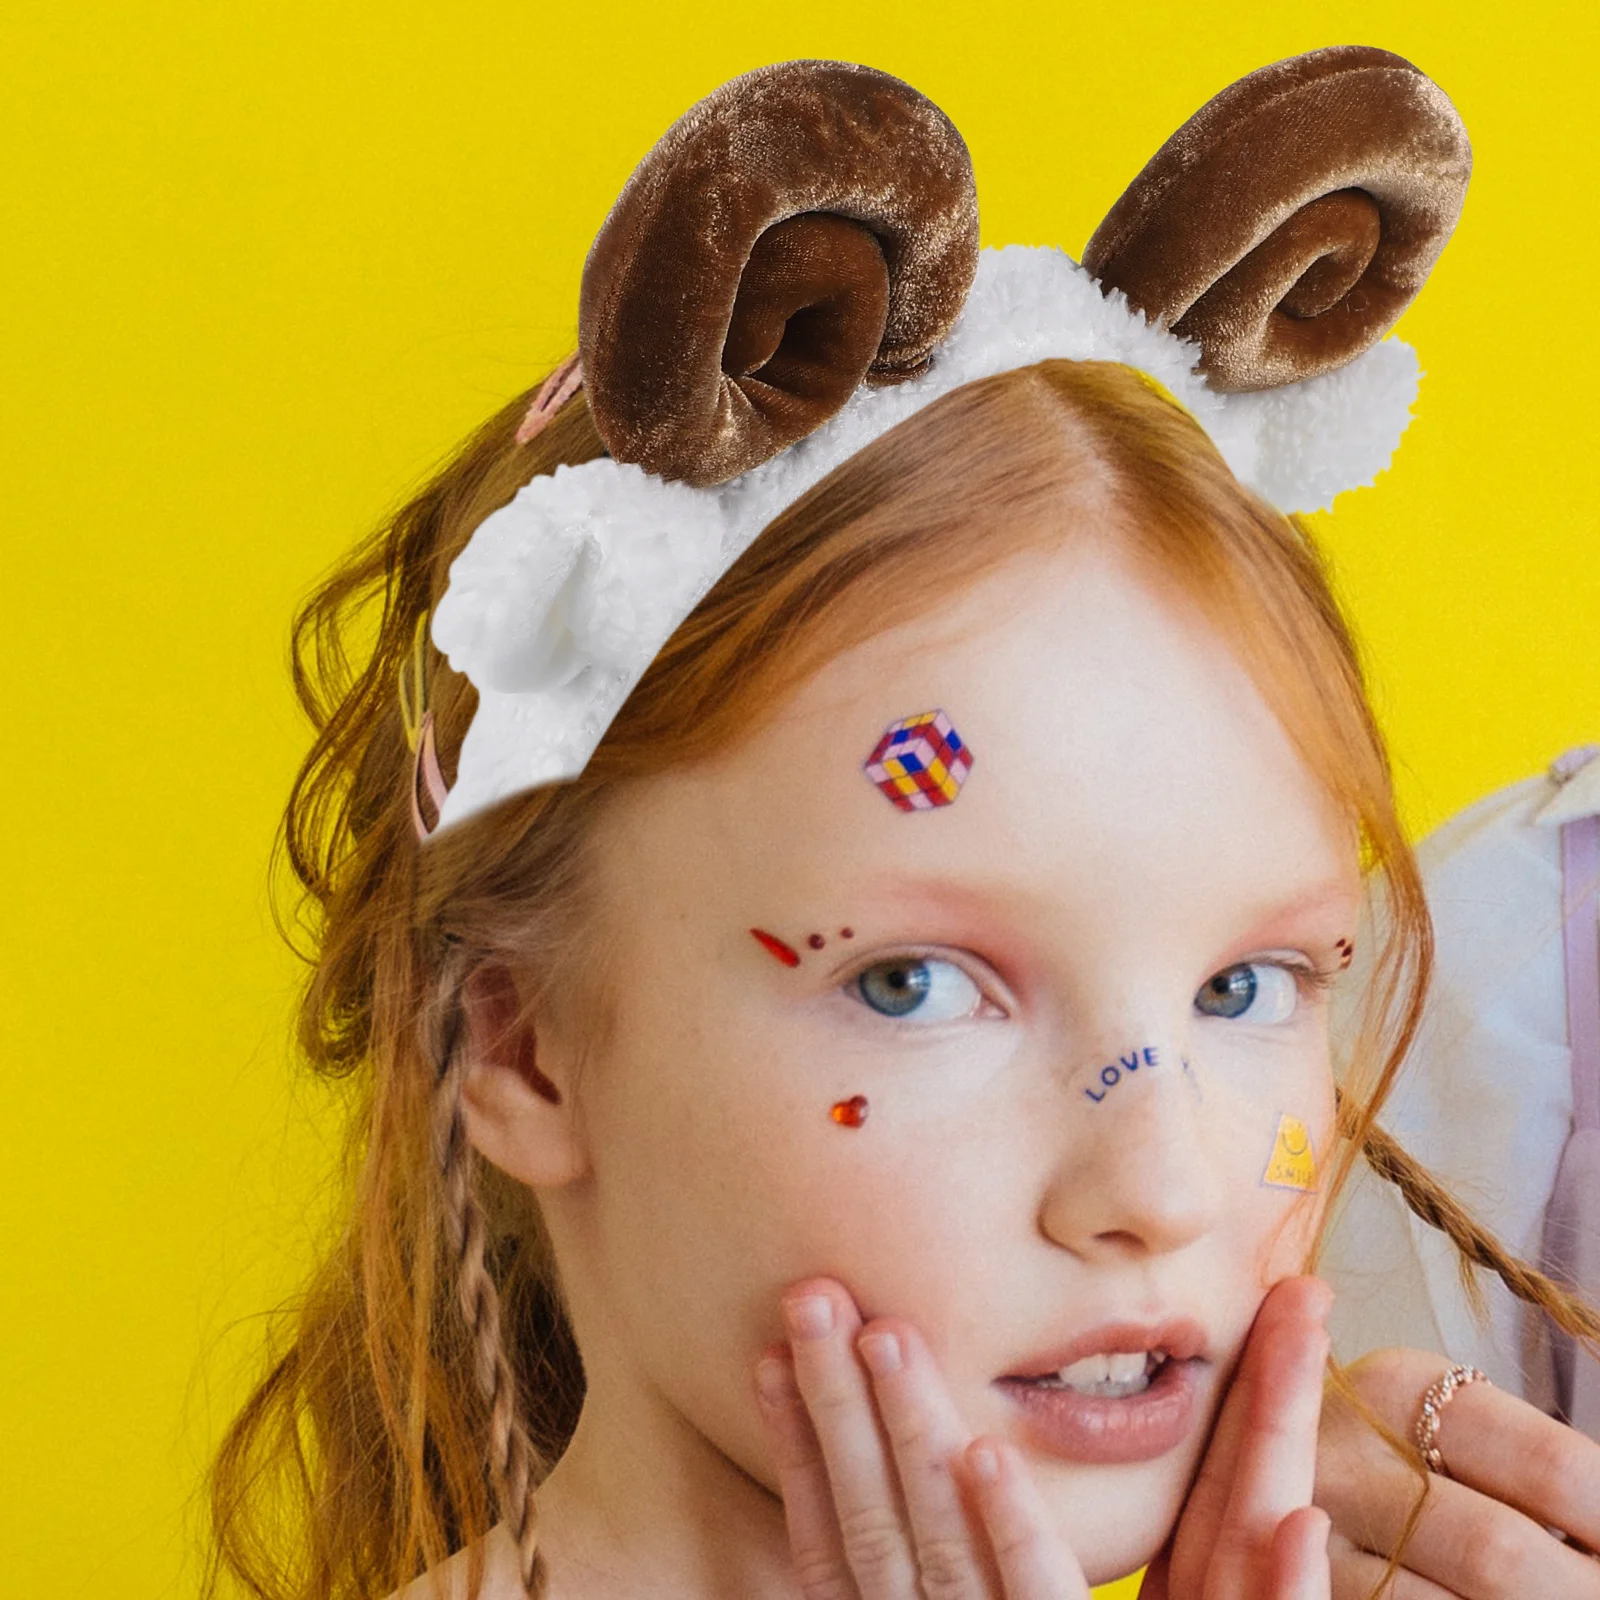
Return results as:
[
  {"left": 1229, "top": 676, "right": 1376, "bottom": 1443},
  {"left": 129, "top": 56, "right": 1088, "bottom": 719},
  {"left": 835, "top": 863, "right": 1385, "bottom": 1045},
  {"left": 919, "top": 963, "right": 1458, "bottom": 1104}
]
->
[{"left": 1262, "top": 1114, "right": 1317, "bottom": 1193}]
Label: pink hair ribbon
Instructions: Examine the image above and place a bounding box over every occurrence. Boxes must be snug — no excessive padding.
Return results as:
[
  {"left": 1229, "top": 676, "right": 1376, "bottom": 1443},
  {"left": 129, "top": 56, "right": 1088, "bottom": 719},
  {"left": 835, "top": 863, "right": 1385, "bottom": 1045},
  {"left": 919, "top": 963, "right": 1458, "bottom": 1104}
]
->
[
  {"left": 398, "top": 613, "right": 451, "bottom": 840},
  {"left": 514, "top": 353, "right": 584, "bottom": 445}
]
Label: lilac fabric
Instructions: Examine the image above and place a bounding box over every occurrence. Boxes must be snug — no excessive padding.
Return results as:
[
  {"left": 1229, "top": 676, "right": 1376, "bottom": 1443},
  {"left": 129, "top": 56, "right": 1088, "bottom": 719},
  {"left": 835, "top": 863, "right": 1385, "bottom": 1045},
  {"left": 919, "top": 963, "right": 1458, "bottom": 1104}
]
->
[{"left": 1544, "top": 749, "right": 1600, "bottom": 1433}]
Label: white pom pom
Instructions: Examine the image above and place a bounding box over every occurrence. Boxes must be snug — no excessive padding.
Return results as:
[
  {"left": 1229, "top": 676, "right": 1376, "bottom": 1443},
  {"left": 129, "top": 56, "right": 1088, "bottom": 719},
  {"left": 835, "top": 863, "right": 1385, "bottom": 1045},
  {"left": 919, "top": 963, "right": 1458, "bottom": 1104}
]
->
[
  {"left": 431, "top": 248, "right": 1427, "bottom": 827},
  {"left": 1226, "top": 338, "right": 1421, "bottom": 514}
]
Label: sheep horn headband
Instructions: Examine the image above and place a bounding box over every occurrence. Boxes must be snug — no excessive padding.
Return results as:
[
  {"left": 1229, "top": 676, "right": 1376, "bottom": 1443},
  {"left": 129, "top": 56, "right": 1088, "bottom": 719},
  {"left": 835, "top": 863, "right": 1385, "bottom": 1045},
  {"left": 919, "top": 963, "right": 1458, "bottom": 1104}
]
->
[{"left": 425, "top": 48, "right": 1470, "bottom": 833}]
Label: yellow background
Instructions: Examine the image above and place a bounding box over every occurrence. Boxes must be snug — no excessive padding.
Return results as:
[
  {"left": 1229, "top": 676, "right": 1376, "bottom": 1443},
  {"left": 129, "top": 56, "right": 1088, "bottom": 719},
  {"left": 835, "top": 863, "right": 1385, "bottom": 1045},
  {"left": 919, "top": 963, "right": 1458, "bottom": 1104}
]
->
[{"left": 5, "top": 2, "right": 1597, "bottom": 1596}]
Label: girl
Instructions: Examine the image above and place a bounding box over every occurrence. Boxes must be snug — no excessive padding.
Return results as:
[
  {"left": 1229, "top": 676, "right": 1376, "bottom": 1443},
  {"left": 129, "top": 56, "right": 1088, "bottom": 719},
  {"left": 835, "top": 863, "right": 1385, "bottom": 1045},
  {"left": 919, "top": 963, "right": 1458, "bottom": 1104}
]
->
[{"left": 207, "top": 52, "right": 1600, "bottom": 1600}]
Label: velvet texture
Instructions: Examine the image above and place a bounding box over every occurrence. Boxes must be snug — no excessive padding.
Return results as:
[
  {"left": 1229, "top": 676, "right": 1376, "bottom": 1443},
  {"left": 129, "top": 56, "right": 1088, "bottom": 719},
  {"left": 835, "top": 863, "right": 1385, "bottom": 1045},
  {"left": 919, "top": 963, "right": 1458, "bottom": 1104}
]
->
[
  {"left": 1082, "top": 46, "right": 1471, "bottom": 391},
  {"left": 578, "top": 60, "right": 980, "bottom": 486}
]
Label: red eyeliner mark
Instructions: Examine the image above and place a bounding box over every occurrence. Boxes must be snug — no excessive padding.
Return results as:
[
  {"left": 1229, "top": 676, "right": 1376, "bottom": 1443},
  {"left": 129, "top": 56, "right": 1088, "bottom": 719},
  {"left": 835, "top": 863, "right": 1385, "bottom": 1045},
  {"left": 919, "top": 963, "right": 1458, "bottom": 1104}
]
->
[
  {"left": 750, "top": 928, "right": 801, "bottom": 968},
  {"left": 807, "top": 933, "right": 826, "bottom": 950},
  {"left": 830, "top": 1095, "right": 870, "bottom": 1128},
  {"left": 839, "top": 927, "right": 854, "bottom": 939}
]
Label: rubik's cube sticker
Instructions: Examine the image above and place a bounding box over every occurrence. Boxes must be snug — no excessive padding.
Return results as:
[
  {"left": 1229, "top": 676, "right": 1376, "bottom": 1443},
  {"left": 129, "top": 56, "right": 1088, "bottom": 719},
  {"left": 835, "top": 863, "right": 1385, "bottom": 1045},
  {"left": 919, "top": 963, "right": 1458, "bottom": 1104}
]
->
[
  {"left": 1261, "top": 1114, "right": 1318, "bottom": 1193},
  {"left": 863, "top": 710, "right": 974, "bottom": 811}
]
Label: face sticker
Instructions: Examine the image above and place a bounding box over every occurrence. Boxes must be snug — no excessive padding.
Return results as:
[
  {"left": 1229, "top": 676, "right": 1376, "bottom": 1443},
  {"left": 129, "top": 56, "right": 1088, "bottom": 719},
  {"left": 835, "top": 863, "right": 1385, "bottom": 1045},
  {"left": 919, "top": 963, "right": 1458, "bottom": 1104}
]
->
[
  {"left": 750, "top": 928, "right": 801, "bottom": 968},
  {"left": 1261, "top": 1113, "right": 1318, "bottom": 1193},
  {"left": 1083, "top": 1045, "right": 1160, "bottom": 1103},
  {"left": 863, "top": 710, "right": 973, "bottom": 811},
  {"left": 830, "top": 1094, "right": 870, "bottom": 1128},
  {"left": 1335, "top": 937, "right": 1355, "bottom": 970}
]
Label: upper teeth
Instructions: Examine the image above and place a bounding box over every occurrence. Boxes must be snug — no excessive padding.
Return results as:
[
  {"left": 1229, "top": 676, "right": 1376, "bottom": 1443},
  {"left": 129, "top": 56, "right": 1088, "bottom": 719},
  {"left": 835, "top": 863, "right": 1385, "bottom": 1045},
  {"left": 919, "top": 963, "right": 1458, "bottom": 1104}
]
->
[{"left": 1053, "top": 1349, "right": 1165, "bottom": 1397}]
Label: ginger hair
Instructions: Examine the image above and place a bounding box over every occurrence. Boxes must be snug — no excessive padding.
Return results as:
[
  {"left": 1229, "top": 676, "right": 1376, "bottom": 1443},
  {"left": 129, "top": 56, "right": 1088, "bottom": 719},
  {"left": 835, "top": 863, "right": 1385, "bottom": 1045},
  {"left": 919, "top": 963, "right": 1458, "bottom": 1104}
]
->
[{"left": 205, "top": 359, "right": 1599, "bottom": 1600}]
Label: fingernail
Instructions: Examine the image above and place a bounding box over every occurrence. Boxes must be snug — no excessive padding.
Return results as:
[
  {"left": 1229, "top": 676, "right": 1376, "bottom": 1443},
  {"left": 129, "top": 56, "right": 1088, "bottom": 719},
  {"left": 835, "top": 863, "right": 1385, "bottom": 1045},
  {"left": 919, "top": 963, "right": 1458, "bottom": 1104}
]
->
[
  {"left": 784, "top": 1294, "right": 834, "bottom": 1340},
  {"left": 755, "top": 1356, "right": 794, "bottom": 1407},
  {"left": 968, "top": 1442, "right": 1001, "bottom": 1484},
  {"left": 857, "top": 1330, "right": 902, "bottom": 1376}
]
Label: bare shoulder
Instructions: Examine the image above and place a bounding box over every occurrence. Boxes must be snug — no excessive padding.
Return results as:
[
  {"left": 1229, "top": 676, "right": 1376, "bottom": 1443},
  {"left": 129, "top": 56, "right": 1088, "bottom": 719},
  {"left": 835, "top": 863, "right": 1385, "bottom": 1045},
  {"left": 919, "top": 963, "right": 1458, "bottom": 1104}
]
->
[{"left": 384, "top": 1523, "right": 526, "bottom": 1600}]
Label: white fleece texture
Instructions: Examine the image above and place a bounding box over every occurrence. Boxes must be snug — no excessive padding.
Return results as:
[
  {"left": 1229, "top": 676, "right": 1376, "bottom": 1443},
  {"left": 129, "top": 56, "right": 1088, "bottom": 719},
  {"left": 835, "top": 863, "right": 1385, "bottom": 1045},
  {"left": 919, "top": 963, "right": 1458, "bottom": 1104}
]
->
[{"left": 433, "top": 245, "right": 1419, "bottom": 827}]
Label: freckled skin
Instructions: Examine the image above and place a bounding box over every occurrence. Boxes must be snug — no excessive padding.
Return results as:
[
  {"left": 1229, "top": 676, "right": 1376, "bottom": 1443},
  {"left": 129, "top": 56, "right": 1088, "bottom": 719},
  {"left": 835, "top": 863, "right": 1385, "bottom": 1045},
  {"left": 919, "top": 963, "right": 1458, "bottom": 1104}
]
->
[{"left": 470, "top": 539, "right": 1358, "bottom": 1592}]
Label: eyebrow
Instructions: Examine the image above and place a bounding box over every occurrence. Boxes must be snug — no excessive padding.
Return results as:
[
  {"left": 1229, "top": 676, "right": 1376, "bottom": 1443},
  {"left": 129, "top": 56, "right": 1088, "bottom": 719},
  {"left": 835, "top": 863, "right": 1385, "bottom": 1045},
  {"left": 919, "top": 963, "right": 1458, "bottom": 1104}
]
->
[
  {"left": 1229, "top": 879, "right": 1361, "bottom": 949},
  {"left": 834, "top": 872, "right": 1358, "bottom": 950}
]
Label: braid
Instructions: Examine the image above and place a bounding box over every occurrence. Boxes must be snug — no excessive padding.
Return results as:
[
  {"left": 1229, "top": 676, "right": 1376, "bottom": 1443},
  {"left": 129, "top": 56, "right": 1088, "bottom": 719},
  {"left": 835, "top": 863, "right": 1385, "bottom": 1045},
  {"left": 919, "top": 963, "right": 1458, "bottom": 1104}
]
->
[
  {"left": 1359, "top": 1115, "right": 1600, "bottom": 1354},
  {"left": 429, "top": 959, "right": 544, "bottom": 1597}
]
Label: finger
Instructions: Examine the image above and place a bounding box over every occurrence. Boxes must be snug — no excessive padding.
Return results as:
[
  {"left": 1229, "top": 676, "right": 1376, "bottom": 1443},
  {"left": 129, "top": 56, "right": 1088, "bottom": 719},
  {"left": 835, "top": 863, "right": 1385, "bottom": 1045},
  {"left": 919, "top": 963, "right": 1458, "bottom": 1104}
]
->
[
  {"left": 964, "top": 1438, "right": 1092, "bottom": 1600},
  {"left": 1319, "top": 1454, "right": 1600, "bottom": 1600},
  {"left": 785, "top": 1281, "right": 920, "bottom": 1598},
  {"left": 1209, "top": 1278, "right": 1333, "bottom": 1588},
  {"left": 1328, "top": 1532, "right": 1458, "bottom": 1600},
  {"left": 754, "top": 1350, "right": 856, "bottom": 1600},
  {"left": 1163, "top": 1277, "right": 1332, "bottom": 1589},
  {"left": 1321, "top": 1350, "right": 1600, "bottom": 1596},
  {"left": 1268, "top": 1506, "right": 1331, "bottom": 1600},
  {"left": 857, "top": 1319, "right": 991, "bottom": 1597},
  {"left": 1399, "top": 1372, "right": 1600, "bottom": 1551},
  {"left": 1137, "top": 1547, "right": 1173, "bottom": 1600}
]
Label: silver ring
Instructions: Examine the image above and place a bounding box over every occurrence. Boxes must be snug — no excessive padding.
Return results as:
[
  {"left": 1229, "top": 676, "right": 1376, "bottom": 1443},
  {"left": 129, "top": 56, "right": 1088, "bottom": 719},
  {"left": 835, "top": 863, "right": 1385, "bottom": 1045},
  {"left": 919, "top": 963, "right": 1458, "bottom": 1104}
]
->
[{"left": 1414, "top": 1364, "right": 1490, "bottom": 1476}]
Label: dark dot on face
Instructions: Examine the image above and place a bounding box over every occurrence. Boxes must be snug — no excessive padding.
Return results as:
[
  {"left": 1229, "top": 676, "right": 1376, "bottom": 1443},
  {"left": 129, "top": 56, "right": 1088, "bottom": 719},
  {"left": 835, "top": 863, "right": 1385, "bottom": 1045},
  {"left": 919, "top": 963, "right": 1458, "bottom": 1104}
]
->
[
  {"left": 807, "top": 933, "right": 826, "bottom": 950},
  {"left": 840, "top": 927, "right": 854, "bottom": 939}
]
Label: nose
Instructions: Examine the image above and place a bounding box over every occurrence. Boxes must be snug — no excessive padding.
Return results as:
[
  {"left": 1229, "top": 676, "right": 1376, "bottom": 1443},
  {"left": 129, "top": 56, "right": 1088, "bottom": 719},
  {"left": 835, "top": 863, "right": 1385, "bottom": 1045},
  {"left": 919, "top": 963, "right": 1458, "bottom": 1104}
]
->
[{"left": 1037, "top": 1041, "right": 1222, "bottom": 1262}]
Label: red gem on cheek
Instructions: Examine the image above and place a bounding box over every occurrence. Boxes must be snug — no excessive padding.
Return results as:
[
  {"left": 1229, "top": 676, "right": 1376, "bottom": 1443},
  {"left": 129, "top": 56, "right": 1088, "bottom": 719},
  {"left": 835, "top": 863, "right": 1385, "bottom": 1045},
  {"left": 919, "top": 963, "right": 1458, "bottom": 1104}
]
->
[
  {"left": 807, "top": 933, "right": 826, "bottom": 950},
  {"left": 830, "top": 1095, "right": 870, "bottom": 1128},
  {"left": 750, "top": 928, "right": 801, "bottom": 967}
]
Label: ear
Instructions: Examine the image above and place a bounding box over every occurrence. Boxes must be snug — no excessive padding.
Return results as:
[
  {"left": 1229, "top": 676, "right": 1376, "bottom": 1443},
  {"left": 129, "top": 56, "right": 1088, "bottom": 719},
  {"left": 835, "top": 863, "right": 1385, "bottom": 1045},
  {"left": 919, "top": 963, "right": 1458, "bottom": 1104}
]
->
[{"left": 459, "top": 964, "right": 590, "bottom": 1190}]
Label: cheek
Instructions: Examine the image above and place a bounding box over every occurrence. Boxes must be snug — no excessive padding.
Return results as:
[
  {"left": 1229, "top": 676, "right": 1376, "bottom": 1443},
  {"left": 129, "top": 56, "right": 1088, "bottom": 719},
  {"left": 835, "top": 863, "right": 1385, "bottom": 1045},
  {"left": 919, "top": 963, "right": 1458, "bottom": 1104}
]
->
[
  {"left": 578, "top": 1007, "right": 939, "bottom": 1315},
  {"left": 1208, "top": 1043, "right": 1335, "bottom": 1288}
]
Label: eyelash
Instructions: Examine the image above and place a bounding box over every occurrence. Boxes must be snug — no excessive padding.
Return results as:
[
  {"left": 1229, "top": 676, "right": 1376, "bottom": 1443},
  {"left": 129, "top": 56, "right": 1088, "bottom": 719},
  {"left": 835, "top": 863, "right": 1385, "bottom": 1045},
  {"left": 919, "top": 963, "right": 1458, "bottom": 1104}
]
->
[
  {"left": 1270, "top": 956, "right": 1340, "bottom": 1000},
  {"left": 835, "top": 950, "right": 1340, "bottom": 1020},
  {"left": 839, "top": 948, "right": 1004, "bottom": 1019}
]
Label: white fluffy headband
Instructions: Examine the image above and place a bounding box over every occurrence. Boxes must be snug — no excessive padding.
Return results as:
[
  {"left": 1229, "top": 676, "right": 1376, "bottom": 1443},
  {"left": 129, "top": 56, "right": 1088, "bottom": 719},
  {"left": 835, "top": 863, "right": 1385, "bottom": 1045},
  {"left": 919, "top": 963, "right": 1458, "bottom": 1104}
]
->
[{"left": 423, "top": 51, "right": 1470, "bottom": 833}]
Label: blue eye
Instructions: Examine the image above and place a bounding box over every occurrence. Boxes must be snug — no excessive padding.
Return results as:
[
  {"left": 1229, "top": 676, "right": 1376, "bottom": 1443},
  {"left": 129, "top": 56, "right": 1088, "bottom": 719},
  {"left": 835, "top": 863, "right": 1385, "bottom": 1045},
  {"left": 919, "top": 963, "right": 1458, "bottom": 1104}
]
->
[
  {"left": 1194, "top": 962, "right": 1299, "bottom": 1024},
  {"left": 854, "top": 957, "right": 984, "bottom": 1022}
]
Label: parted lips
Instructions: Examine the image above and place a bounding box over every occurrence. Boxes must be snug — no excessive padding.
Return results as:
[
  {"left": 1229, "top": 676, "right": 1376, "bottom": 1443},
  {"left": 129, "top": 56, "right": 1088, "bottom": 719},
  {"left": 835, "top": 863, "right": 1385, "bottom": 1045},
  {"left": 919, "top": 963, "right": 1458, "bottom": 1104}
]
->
[
  {"left": 579, "top": 60, "right": 980, "bottom": 487},
  {"left": 1083, "top": 46, "right": 1472, "bottom": 391}
]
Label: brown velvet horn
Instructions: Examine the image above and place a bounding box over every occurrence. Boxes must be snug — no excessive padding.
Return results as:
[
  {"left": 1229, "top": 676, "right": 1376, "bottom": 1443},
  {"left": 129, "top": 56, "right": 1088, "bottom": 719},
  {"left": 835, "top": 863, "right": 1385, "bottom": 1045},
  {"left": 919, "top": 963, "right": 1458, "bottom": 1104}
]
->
[
  {"left": 578, "top": 60, "right": 980, "bottom": 486},
  {"left": 1082, "top": 46, "right": 1471, "bottom": 391}
]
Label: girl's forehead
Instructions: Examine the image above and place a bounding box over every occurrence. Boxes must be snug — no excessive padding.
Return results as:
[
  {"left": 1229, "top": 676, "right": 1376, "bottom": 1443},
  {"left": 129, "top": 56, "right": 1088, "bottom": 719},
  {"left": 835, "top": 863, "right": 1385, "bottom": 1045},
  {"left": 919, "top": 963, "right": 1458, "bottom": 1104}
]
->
[{"left": 602, "top": 545, "right": 1357, "bottom": 923}]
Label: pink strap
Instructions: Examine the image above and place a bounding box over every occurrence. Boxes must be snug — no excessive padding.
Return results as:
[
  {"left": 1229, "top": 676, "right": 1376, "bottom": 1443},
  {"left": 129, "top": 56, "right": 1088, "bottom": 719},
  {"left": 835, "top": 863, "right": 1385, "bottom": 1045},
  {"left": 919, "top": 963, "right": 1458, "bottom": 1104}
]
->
[
  {"left": 514, "top": 353, "right": 584, "bottom": 445},
  {"left": 410, "top": 711, "right": 450, "bottom": 841},
  {"left": 1543, "top": 746, "right": 1600, "bottom": 1434},
  {"left": 1562, "top": 807, "right": 1600, "bottom": 1131}
]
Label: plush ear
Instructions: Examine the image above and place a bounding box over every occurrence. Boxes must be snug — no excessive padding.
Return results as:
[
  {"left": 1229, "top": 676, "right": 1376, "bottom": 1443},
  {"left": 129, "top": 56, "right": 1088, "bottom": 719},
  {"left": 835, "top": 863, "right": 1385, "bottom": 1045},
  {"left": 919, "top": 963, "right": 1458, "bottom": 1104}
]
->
[
  {"left": 459, "top": 965, "right": 588, "bottom": 1190},
  {"left": 1082, "top": 46, "right": 1471, "bottom": 391},
  {"left": 579, "top": 59, "right": 980, "bottom": 486}
]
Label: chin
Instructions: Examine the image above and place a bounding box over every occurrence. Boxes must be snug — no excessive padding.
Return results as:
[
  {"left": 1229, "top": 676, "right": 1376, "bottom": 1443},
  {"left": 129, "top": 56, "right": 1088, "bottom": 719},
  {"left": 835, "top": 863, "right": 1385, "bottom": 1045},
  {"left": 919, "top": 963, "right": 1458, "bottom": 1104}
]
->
[{"left": 1040, "top": 1459, "right": 1189, "bottom": 1586}]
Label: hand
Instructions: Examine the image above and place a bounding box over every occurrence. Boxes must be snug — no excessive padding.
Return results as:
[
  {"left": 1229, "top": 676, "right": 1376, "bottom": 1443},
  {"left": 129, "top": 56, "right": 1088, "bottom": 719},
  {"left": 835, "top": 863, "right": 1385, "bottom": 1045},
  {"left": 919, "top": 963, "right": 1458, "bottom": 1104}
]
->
[
  {"left": 753, "top": 1276, "right": 1332, "bottom": 1600},
  {"left": 1315, "top": 1347, "right": 1600, "bottom": 1598},
  {"left": 1140, "top": 1276, "right": 1335, "bottom": 1600},
  {"left": 754, "top": 1277, "right": 1091, "bottom": 1599}
]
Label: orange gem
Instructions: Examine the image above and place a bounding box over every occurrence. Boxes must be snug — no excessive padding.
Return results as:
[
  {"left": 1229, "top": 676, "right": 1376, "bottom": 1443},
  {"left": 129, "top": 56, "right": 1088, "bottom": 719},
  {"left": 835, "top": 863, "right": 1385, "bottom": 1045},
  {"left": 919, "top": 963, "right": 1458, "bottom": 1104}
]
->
[{"left": 830, "top": 1095, "right": 870, "bottom": 1128}]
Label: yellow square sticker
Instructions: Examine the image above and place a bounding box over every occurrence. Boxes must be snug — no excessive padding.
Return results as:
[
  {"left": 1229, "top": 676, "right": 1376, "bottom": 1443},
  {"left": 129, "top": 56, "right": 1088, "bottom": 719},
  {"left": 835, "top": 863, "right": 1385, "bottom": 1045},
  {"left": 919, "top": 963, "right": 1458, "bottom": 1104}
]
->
[{"left": 1262, "top": 1113, "right": 1317, "bottom": 1193}]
